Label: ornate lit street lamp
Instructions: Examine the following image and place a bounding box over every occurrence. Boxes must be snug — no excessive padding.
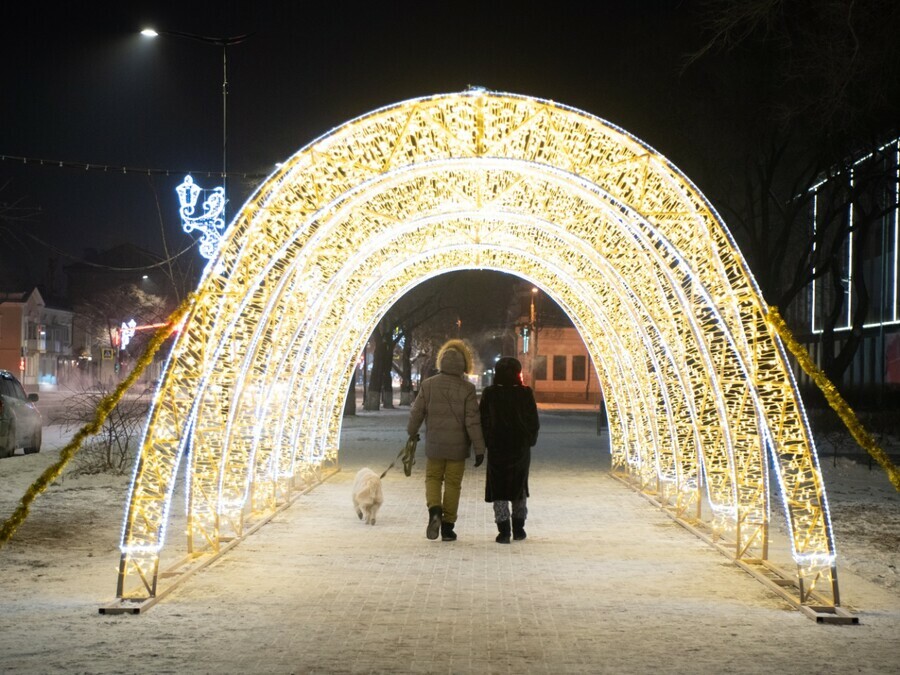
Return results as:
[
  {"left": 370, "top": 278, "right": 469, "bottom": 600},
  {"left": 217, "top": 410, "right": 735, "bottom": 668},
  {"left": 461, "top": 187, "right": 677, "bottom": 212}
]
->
[{"left": 140, "top": 27, "right": 252, "bottom": 226}]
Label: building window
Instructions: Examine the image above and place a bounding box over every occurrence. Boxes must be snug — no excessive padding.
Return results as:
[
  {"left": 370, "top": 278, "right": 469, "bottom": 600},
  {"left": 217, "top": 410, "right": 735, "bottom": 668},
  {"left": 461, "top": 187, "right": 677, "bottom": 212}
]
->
[
  {"left": 553, "top": 355, "right": 567, "bottom": 380},
  {"left": 534, "top": 355, "right": 547, "bottom": 380},
  {"left": 572, "top": 355, "right": 586, "bottom": 381}
]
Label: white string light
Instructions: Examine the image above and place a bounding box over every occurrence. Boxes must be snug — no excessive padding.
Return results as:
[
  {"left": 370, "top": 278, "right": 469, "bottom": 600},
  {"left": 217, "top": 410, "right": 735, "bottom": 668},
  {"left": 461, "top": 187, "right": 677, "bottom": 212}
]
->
[{"left": 176, "top": 175, "right": 227, "bottom": 259}]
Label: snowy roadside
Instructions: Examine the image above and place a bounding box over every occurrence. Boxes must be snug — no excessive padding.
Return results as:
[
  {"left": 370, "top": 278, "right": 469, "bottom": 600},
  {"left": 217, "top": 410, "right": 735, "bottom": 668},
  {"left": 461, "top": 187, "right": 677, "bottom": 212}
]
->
[{"left": 0, "top": 418, "right": 898, "bottom": 597}]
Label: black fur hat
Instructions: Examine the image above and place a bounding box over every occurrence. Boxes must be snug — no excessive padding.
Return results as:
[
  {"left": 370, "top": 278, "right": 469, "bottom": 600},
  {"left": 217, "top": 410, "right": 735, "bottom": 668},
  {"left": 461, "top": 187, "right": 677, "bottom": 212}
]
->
[{"left": 494, "top": 356, "right": 522, "bottom": 386}]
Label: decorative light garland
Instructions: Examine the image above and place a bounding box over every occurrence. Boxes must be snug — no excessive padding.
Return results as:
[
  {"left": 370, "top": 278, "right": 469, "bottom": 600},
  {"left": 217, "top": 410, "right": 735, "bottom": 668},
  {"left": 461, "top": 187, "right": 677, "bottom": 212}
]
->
[
  {"left": 767, "top": 305, "right": 900, "bottom": 492},
  {"left": 176, "top": 175, "right": 227, "bottom": 259},
  {"left": 119, "top": 319, "right": 137, "bottom": 350},
  {"left": 0, "top": 295, "right": 194, "bottom": 548}
]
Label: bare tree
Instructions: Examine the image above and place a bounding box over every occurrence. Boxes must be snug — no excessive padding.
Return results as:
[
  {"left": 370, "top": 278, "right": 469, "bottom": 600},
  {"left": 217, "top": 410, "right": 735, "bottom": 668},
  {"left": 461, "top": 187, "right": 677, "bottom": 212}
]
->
[
  {"left": 363, "top": 283, "right": 457, "bottom": 411},
  {"left": 0, "top": 182, "right": 42, "bottom": 289},
  {"left": 688, "top": 0, "right": 900, "bottom": 139},
  {"left": 686, "top": 0, "right": 900, "bottom": 387},
  {"left": 356, "top": 272, "right": 521, "bottom": 411},
  {"left": 71, "top": 283, "right": 171, "bottom": 387}
]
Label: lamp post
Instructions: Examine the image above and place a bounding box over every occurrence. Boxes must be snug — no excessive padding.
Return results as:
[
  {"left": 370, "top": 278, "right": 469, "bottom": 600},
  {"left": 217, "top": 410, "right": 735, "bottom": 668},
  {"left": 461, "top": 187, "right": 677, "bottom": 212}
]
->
[{"left": 140, "top": 28, "right": 252, "bottom": 224}]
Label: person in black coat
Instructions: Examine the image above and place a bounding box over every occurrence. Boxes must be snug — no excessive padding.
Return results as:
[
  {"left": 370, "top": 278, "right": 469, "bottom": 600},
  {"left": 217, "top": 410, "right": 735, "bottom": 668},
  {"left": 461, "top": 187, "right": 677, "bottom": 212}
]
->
[{"left": 479, "top": 357, "right": 540, "bottom": 543}]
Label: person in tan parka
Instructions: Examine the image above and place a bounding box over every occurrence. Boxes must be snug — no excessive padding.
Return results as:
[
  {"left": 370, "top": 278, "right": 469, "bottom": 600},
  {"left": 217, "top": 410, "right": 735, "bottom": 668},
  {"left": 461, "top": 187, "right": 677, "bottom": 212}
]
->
[{"left": 407, "top": 339, "right": 486, "bottom": 541}]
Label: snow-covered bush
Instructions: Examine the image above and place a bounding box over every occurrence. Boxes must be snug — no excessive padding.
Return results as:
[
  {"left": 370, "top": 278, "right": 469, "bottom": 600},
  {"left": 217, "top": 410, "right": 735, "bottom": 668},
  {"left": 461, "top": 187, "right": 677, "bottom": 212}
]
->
[{"left": 58, "top": 385, "right": 151, "bottom": 475}]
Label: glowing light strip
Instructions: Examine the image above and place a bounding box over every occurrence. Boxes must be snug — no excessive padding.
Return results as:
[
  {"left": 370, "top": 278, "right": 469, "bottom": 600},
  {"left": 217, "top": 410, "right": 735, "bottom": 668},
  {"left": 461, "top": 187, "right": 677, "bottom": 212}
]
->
[
  {"left": 214, "top": 255, "right": 302, "bottom": 516},
  {"left": 895, "top": 140, "right": 899, "bottom": 323},
  {"left": 583, "top": 246, "right": 698, "bottom": 485},
  {"left": 812, "top": 192, "right": 819, "bottom": 333},
  {"left": 596, "top": 178, "right": 798, "bottom": 534},
  {"left": 119, "top": 316, "right": 184, "bottom": 552},
  {"left": 809, "top": 137, "right": 900, "bottom": 191},
  {"left": 813, "top": 318, "right": 900, "bottom": 334},
  {"left": 248, "top": 274, "right": 308, "bottom": 491},
  {"left": 120, "top": 401, "right": 198, "bottom": 556},
  {"left": 526, "top": 164, "right": 750, "bottom": 515},
  {"left": 294, "top": 244, "right": 644, "bottom": 473},
  {"left": 272, "top": 222, "right": 640, "bottom": 464},
  {"left": 847, "top": 168, "right": 855, "bottom": 328},
  {"left": 767, "top": 311, "right": 838, "bottom": 562},
  {"left": 309, "top": 242, "right": 699, "bottom": 505},
  {"left": 808, "top": 137, "right": 900, "bottom": 333}
]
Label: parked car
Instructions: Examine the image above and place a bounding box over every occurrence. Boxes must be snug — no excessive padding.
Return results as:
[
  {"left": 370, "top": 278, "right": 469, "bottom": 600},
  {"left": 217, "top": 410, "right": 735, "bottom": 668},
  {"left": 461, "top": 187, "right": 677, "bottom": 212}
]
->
[{"left": 0, "top": 370, "right": 41, "bottom": 458}]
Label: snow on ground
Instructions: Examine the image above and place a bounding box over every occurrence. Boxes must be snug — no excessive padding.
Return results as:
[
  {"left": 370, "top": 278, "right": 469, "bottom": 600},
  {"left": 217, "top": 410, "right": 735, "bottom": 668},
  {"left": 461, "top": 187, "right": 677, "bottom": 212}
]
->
[
  {"left": 812, "top": 452, "right": 900, "bottom": 592},
  {"left": 0, "top": 410, "right": 898, "bottom": 673}
]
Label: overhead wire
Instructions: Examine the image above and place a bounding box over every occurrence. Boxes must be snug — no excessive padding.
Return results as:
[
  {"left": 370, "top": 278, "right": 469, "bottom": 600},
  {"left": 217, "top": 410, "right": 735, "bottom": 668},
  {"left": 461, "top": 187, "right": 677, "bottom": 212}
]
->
[
  {"left": 7, "top": 226, "right": 200, "bottom": 271},
  {"left": 0, "top": 153, "right": 269, "bottom": 180},
  {"left": 1, "top": 161, "right": 227, "bottom": 272}
]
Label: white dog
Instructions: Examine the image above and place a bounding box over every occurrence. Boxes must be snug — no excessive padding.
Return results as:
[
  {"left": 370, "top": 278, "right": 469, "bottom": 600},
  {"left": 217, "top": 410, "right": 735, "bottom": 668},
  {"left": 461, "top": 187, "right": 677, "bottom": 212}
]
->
[{"left": 352, "top": 468, "right": 384, "bottom": 525}]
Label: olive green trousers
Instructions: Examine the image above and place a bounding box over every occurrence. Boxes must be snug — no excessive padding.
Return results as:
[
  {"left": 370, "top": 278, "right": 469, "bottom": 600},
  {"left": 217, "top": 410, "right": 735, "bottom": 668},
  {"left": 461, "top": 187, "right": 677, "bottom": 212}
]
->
[{"left": 425, "top": 457, "right": 466, "bottom": 524}]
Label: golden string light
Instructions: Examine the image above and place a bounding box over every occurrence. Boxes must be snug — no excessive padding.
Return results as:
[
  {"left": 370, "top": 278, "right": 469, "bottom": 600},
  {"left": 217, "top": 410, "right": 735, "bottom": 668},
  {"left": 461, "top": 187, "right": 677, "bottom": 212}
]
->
[{"left": 115, "top": 91, "right": 841, "bottom": 608}]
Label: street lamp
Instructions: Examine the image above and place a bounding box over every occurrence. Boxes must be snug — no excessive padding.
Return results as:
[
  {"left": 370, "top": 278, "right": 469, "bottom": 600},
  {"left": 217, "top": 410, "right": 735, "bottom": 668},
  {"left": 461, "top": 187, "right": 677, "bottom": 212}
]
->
[{"left": 140, "top": 27, "right": 252, "bottom": 224}]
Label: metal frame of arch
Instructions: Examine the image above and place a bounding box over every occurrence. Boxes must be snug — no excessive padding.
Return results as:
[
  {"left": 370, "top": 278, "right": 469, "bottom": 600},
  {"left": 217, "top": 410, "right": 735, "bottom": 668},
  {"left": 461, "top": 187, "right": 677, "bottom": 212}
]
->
[{"left": 114, "top": 91, "right": 840, "bottom": 612}]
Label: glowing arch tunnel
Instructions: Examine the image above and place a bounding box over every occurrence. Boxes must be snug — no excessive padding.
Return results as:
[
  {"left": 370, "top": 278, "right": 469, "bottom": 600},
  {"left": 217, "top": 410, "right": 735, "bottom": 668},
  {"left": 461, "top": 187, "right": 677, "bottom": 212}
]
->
[{"left": 118, "top": 91, "right": 838, "bottom": 605}]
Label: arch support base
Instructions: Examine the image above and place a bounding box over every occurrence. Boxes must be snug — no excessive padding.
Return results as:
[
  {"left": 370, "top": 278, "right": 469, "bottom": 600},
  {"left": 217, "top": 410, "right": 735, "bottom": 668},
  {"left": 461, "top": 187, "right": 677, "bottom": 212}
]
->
[
  {"left": 609, "top": 471, "right": 857, "bottom": 624},
  {"left": 102, "top": 464, "right": 340, "bottom": 614}
]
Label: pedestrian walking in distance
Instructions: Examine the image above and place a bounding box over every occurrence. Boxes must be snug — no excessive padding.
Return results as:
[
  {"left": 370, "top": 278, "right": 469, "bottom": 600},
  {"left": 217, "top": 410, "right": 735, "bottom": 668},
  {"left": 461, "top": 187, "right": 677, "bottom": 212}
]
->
[
  {"left": 479, "top": 357, "right": 540, "bottom": 543},
  {"left": 407, "top": 339, "right": 486, "bottom": 541}
]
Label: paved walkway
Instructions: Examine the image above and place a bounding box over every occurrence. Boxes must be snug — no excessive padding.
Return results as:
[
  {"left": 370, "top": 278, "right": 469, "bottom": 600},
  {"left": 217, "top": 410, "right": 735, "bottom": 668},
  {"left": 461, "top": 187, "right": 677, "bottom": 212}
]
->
[{"left": 3, "top": 410, "right": 899, "bottom": 674}]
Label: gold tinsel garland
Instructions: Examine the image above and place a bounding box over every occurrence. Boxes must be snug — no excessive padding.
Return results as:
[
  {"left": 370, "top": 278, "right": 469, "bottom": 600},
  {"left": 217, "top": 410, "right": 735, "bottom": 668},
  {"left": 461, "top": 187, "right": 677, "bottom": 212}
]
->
[
  {"left": 767, "top": 305, "right": 900, "bottom": 492},
  {"left": 0, "top": 294, "right": 195, "bottom": 547}
]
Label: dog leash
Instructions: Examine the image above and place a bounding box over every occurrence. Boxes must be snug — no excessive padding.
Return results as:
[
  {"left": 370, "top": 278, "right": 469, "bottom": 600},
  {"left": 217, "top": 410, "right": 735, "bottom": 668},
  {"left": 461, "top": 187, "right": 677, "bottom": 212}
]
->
[{"left": 381, "top": 434, "right": 419, "bottom": 479}]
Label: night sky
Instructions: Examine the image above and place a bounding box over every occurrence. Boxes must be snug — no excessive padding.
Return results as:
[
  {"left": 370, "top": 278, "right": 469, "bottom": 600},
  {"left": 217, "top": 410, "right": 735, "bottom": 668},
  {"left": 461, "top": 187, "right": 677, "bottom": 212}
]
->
[{"left": 1, "top": 1, "right": 714, "bottom": 288}]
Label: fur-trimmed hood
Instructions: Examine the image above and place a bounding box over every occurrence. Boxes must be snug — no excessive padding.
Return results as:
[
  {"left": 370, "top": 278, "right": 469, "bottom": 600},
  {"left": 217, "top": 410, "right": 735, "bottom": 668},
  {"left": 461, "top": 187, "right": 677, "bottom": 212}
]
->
[{"left": 437, "top": 339, "right": 474, "bottom": 376}]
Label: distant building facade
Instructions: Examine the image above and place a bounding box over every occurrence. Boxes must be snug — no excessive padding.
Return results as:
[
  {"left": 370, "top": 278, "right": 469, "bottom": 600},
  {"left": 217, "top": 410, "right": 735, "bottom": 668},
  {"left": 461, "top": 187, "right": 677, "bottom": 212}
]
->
[
  {"left": 517, "top": 325, "right": 601, "bottom": 404},
  {"left": 0, "top": 288, "right": 74, "bottom": 392}
]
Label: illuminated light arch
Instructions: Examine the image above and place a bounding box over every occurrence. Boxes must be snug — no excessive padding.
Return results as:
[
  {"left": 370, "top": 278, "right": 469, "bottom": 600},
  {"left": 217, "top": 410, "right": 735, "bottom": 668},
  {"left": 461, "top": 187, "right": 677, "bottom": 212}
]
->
[{"left": 117, "top": 91, "right": 839, "bottom": 607}]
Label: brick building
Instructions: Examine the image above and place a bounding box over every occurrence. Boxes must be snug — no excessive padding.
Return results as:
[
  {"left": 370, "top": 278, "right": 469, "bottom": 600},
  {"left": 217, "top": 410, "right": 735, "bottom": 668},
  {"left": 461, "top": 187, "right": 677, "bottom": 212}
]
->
[
  {"left": 0, "top": 288, "right": 74, "bottom": 392},
  {"left": 517, "top": 325, "right": 601, "bottom": 404}
]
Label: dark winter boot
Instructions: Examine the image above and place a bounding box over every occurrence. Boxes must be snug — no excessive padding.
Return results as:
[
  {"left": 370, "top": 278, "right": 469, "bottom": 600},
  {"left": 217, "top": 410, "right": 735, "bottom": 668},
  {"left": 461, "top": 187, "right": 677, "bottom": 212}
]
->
[
  {"left": 512, "top": 517, "right": 527, "bottom": 541},
  {"left": 426, "top": 506, "right": 442, "bottom": 540},
  {"left": 440, "top": 521, "right": 457, "bottom": 541},
  {"left": 495, "top": 520, "right": 511, "bottom": 544}
]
